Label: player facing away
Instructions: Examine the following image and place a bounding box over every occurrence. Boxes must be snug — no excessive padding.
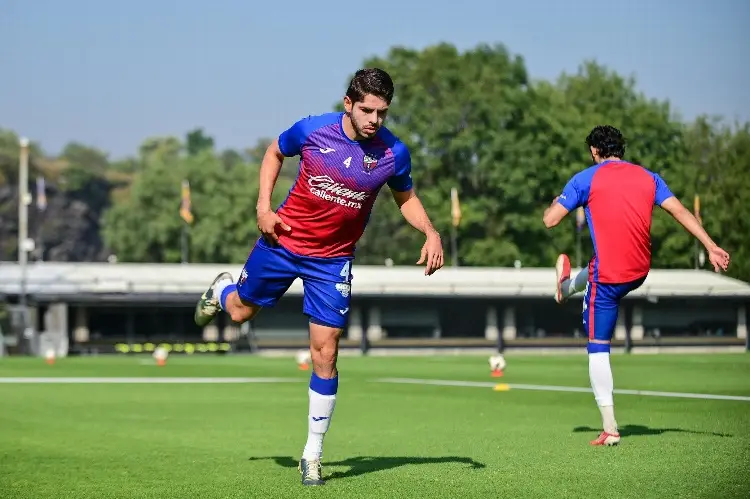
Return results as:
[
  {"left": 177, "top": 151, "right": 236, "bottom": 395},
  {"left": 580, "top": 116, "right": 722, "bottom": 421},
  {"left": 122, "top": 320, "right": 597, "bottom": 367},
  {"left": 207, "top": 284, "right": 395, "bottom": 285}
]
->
[
  {"left": 193, "top": 68, "right": 444, "bottom": 484},
  {"left": 542, "top": 125, "right": 730, "bottom": 446}
]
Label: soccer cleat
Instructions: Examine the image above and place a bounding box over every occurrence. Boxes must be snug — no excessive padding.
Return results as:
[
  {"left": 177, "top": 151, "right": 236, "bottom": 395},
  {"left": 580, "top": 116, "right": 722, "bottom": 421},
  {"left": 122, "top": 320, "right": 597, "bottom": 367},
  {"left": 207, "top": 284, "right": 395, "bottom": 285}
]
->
[
  {"left": 554, "top": 253, "right": 571, "bottom": 304},
  {"left": 298, "top": 458, "right": 324, "bottom": 486},
  {"left": 590, "top": 431, "right": 621, "bottom": 446},
  {"left": 194, "top": 272, "right": 233, "bottom": 327}
]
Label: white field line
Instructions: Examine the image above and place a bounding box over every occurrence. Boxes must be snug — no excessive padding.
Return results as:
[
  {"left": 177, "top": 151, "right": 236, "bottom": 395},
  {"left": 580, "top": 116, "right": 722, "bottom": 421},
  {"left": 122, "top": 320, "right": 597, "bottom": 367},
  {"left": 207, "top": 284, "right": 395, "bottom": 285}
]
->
[
  {"left": 374, "top": 377, "right": 750, "bottom": 402},
  {"left": 3, "top": 376, "right": 748, "bottom": 402},
  {"left": 0, "top": 377, "right": 305, "bottom": 384}
]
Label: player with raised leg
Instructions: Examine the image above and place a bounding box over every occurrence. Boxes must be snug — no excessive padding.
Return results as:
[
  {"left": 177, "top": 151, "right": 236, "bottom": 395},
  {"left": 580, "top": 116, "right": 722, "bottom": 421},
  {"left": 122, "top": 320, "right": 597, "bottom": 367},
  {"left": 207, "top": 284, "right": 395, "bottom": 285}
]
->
[
  {"left": 543, "top": 125, "right": 730, "bottom": 446},
  {"left": 193, "top": 68, "right": 444, "bottom": 484}
]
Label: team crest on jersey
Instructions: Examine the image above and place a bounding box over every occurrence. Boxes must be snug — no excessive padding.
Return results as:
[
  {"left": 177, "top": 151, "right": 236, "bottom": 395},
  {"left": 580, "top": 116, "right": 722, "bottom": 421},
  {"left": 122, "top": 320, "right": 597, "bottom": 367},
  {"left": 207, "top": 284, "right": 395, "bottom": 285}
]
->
[
  {"left": 238, "top": 268, "right": 248, "bottom": 286},
  {"left": 335, "top": 283, "right": 351, "bottom": 298},
  {"left": 362, "top": 154, "right": 378, "bottom": 173}
]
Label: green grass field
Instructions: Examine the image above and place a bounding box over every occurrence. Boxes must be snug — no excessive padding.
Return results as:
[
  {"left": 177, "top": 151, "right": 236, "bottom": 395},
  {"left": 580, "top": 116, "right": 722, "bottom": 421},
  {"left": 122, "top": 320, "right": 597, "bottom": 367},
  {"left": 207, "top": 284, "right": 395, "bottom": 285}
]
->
[{"left": 1, "top": 353, "right": 749, "bottom": 499}]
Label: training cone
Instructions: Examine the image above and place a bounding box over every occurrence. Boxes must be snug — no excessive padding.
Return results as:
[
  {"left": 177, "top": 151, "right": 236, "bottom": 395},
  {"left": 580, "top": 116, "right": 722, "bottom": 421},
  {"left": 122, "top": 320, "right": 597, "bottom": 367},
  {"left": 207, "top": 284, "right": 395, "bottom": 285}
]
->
[
  {"left": 45, "top": 350, "right": 56, "bottom": 366},
  {"left": 156, "top": 358, "right": 167, "bottom": 367},
  {"left": 491, "top": 368, "right": 504, "bottom": 377},
  {"left": 493, "top": 383, "right": 510, "bottom": 392},
  {"left": 298, "top": 362, "right": 309, "bottom": 371}
]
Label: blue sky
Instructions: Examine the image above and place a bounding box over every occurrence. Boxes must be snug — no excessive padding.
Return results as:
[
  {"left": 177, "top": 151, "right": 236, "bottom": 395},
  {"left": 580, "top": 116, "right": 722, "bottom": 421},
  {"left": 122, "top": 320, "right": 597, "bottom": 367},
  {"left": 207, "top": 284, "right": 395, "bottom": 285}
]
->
[{"left": 2, "top": 0, "right": 748, "bottom": 159}]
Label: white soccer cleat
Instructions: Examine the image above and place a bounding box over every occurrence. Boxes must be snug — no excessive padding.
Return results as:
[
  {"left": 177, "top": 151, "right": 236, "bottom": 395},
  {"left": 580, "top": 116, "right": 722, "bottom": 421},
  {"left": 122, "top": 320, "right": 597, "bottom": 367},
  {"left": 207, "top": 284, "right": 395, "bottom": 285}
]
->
[{"left": 299, "top": 458, "right": 324, "bottom": 486}]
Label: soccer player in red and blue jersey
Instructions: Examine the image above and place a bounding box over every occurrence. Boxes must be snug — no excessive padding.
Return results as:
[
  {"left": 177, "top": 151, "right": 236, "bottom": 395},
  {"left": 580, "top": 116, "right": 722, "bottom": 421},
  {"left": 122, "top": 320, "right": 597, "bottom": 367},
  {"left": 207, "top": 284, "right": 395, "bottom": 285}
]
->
[
  {"left": 543, "top": 125, "right": 730, "bottom": 447},
  {"left": 193, "top": 68, "right": 444, "bottom": 484}
]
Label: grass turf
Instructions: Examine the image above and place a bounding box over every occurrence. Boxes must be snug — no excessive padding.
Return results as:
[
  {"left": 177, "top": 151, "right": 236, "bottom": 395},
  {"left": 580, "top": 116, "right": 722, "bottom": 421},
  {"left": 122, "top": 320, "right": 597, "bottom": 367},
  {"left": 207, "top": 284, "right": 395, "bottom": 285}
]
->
[{"left": 0, "top": 353, "right": 748, "bottom": 498}]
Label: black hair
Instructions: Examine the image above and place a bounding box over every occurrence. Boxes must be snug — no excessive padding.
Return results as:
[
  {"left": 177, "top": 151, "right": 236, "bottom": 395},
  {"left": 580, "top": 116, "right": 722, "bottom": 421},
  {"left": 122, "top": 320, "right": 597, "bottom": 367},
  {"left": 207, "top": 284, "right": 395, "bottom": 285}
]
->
[
  {"left": 345, "top": 68, "right": 394, "bottom": 105},
  {"left": 585, "top": 125, "right": 626, "bottom": 159}
]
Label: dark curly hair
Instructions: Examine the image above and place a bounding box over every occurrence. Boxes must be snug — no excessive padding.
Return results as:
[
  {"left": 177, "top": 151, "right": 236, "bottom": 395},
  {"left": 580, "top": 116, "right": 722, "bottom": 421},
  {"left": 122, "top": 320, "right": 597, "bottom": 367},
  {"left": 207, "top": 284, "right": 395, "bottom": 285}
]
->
[
  {"left": 585, "top": 125, "right": 626, "bottom": 159},
  {"left": 345, "top": 68, "right": 395, "bottom": 105}
]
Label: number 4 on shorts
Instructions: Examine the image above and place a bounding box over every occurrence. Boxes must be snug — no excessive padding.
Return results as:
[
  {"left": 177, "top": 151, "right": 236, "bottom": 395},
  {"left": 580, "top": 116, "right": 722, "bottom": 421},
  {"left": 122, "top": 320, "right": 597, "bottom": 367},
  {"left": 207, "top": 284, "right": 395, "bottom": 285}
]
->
[{"left": 340, "top": 262, "right": 351, "bottom": 282}]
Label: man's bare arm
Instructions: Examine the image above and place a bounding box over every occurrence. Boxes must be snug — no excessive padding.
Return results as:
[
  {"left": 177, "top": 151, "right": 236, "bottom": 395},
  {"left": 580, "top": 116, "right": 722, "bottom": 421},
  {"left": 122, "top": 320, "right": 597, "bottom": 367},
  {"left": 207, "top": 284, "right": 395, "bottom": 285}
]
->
[
  {"left": 660, "top": 197, "right": 718, "bottom": 250},
  {"left": 391, "top": 188, "right": 439, "bottom": 236},
  {"left": 542, "top": 197, "right": 570, "bottom": 229},
  {"left": 256, "top": 138, "right": 285, "bottom": 214}
]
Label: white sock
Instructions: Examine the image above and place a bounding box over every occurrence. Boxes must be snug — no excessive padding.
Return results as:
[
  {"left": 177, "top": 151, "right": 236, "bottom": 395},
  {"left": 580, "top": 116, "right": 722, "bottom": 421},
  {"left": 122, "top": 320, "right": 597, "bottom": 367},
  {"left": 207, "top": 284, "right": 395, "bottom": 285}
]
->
[
  {"left": 302, "top": 389, "right": 336, "bottom": 461},
  {"left": 564, "top": 268, "right": 589, "bottom": 297},
  {"left": 214, "top": 278, "right": 233, "bottom": 311},
  {"left": 589, "top": 352, "right": 617, "bottom": 434}
]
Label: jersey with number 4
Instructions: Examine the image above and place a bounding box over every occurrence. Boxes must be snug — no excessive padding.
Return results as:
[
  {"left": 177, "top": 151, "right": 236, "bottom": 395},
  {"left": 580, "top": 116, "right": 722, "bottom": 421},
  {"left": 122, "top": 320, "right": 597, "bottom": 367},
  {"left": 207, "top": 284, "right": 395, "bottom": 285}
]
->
[{"left": 275, "top": 112, "right": 413, "bottom": 258}]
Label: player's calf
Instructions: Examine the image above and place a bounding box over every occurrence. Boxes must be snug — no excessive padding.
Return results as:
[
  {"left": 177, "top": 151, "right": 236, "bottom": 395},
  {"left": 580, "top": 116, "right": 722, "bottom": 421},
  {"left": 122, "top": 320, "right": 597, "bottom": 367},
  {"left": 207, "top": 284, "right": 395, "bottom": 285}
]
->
[
  {"left": 309, "top": 323, "right": 342, "bottom": 378},
  {"left": 223, "top": 292, "right": 261, "bottom": 324}
]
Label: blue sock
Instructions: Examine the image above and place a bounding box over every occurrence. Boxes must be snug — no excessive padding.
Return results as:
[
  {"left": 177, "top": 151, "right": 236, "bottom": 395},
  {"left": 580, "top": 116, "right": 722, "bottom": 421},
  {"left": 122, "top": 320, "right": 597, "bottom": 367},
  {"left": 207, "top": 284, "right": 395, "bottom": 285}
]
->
[
  {"left": 309, "top": 371, "right": 338, "bottom": 395},
  {"left": 587, "top": 342, "right": 611, "bottom": 354},
  {"left": 220, "top": 283, "right": 237, "bottom": 311}
]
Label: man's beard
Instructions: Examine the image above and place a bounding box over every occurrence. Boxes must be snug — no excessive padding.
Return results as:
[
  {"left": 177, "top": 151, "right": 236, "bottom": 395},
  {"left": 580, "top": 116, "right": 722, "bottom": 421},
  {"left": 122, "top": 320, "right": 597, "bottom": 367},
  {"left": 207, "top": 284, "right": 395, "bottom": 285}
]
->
[{"left": 351, "top": 114, "right": 376, "bottom": 138}]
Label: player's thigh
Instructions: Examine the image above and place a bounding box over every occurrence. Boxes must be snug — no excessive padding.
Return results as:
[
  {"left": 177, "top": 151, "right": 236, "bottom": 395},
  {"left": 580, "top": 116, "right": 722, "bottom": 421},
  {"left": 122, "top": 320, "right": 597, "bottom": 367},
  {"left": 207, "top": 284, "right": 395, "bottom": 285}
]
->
[
  {"left": 299, "top": 256, "right": 353, "bottom": 331},
  {"left": 236, "top": 238, "right": 298, "bottom": 308},
  {"left": 582, "top": 282, "right": 621, "bottom": 342}
]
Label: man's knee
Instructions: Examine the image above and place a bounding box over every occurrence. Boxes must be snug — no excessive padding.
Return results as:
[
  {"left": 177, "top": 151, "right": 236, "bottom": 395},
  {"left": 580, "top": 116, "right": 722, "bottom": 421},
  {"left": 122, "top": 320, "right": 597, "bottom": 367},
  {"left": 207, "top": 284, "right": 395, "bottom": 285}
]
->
[{"left": 313, "top": 340, "right": 339, "bottom": 365}]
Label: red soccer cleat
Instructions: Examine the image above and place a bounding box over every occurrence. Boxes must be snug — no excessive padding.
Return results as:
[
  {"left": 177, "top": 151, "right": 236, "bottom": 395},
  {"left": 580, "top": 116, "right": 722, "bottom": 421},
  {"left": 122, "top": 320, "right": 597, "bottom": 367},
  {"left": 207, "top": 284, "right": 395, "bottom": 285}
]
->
[
  {"left": 555, "top": 254, "right": 571, "bottom": 304},
  {"left": 590, "top": 431, "right": 621, "bottom": 446}
]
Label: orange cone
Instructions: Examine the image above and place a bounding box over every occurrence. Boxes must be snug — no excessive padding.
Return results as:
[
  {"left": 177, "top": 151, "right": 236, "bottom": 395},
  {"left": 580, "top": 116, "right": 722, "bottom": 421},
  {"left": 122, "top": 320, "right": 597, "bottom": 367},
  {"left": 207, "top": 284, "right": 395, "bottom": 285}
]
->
[{"left": 491, "top": 368, "right": 504, "bottom": 377}]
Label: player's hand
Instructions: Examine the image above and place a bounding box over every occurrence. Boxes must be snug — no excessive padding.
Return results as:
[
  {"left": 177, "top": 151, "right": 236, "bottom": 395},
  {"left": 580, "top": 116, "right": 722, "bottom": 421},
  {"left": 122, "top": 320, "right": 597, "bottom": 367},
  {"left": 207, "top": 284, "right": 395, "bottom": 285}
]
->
[
  {"left": 256, "top": 209, "right": 291, "bottom": 246},
  {"left": 417, "top": 230, "right": 444, "bottom": 276},
  {"left": 707, "top": 245, "right": 730, "bottom": 272}
]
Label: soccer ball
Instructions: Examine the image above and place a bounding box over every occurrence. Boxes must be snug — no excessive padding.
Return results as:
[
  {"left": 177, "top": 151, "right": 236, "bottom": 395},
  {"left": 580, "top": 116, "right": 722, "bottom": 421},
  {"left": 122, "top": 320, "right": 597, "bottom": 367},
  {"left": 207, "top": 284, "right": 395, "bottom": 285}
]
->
[
  {"left": 489, "top": 354, "right": 506, "bottom": 372},
  {"left": 153, "top": 346, "right": 169, "bottom": 366},
  {"left": 295, "top": 349, "right": 311, "bottom": 368},
  {"left": 44, "top": 348, "right": 56, "bottom": 365}
]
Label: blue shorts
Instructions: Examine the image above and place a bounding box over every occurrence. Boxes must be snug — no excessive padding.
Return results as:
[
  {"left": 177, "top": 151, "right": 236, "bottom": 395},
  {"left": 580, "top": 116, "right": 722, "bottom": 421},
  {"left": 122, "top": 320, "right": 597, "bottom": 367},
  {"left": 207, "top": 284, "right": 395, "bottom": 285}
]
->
[
  {"left": 236, "top": 237, "right": 353, "bottom": 329},
  {"left": 583, "top": 277, "right": 645, "bottom": 348}
]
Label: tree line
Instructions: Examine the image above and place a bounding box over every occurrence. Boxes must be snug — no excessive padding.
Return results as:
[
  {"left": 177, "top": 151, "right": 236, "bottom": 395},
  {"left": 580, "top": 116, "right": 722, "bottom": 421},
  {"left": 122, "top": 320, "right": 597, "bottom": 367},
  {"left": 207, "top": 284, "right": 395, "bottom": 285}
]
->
[{"left": 1, "top": 42, "right": 748, "bottom": 281}]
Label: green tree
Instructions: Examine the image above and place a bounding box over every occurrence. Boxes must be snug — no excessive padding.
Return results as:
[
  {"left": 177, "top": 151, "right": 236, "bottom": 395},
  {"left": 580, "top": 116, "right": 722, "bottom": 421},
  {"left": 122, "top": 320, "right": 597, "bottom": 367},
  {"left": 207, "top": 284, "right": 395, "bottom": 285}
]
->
[
  {"left": 185, "top": 128, "right": 215, "bottom": 156},
  {"left": 138, "top": 136, "right": 182, "bottom": 162},
  {"left": 102, "top": 147, "right": 292, "bottom": 263},
  {"left": 543, "top": 61, "right": 688, "bottom": 269},
  {"left": 342, "top": 43, "right": 532, "bottom": 266},
  {"left": 680, "top": 119, "right": 750, "bottom": 281}
]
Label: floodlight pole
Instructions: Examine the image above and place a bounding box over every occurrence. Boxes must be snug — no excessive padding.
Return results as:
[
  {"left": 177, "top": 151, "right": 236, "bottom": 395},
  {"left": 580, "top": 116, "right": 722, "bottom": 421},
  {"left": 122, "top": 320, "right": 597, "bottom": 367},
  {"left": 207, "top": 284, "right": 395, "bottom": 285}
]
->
[{"left": 18, "top": 137, "right": 30, "bottom": 311}]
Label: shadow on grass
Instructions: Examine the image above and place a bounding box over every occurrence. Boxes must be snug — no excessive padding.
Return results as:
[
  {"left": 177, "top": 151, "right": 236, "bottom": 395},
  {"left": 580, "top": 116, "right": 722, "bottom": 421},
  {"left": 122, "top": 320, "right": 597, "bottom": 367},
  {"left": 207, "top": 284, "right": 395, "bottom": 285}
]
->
[
  {"left": 248, "top": 455, "right": 486, "bottom": 480},
  {"left": 573, "top": 424, "right": 732, "bottom": 438}
]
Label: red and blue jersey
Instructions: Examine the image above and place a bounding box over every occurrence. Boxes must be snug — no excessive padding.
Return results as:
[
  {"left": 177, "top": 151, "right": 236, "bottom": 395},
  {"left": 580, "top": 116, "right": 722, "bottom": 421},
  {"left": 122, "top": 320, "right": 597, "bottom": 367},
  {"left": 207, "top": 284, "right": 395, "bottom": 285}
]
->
[
  {"left": 275, "top": 112, "right": 413, "bottom": 258},
  {"left": 558, "top": 160, "right": 675, "bottom": 284}
]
